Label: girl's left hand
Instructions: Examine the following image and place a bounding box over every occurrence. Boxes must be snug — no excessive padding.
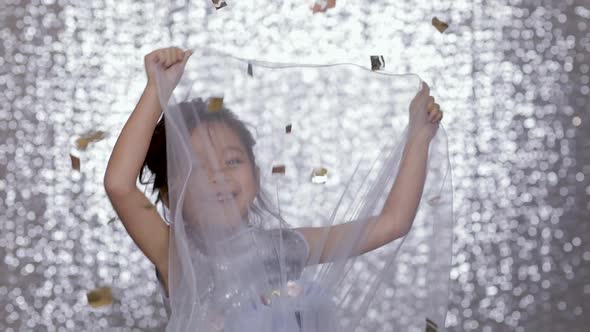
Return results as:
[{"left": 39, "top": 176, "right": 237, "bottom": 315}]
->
[{"left": 408, "top": 82, "right": 443, "bottom": 142}]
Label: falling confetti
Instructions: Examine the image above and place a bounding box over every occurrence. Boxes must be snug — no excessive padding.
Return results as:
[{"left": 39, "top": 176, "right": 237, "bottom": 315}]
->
[
  {"left": 208, "top": 97, "right": 224, "bottom": 112},
  {"left": 370, "top": 55, "right": 385, "bottom": 71},
  {"left": 2, "top": 1, "right": 586, "bottom": 331},
  {"left": 311, "top": 167, "right": 328, "bottom": 184},
  {"left": 272, "top": 165, "right": 286, "bottom": 174},
  {"left": 426, "top": 318, "right": 438, "bottom": 332},
  {"left": 211, "top": 0, "right": 227, "bottom": 10},
  {"left": 75, "top": 130, "right": 106, "bottom": 150},
  {"left": 70, "top": 154, "right": 80, "bottom": 171},
  {"left": 86, "top": 287, "right": 113, "bottom": 308},
  {"left": 247, "top": 63, "right": 253, "bottom": 77},
  {"left": 431, "top": 17, "right": 449, "bottom": 33},
  {"left": 311, "top": 0, "right": 336, "bottom": 13},
  {"left": 285, "top": 124, "right": 292, "bottom": 133}
]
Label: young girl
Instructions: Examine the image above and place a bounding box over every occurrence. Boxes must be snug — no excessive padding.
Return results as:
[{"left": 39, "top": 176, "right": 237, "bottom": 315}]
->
[{"left": 104, "top": 47, "right": 444, "bottom": 331}]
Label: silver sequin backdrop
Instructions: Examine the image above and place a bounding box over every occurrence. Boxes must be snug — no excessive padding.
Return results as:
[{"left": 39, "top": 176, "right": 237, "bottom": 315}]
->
[{"left": 0, "top": 0, "right": 588, "bottom": 331}]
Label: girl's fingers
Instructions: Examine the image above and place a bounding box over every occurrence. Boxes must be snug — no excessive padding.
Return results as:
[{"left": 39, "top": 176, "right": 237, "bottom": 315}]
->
[
  {"left": 182, "top": 50, "right": 193, "bottom": 64},
  {"left": 429, "top": 106, "right": 442, "bottom": 122},
  {"left": 171, "top": 48, "right": 178, "bottom": 65},
  {"left": 427, "top": 96, "right": 435, "bottom": 110},
  {"left": 429, "top": 111, "right": 437, "bottom": 122},
  {"left": 146, "top": 51, "right": 160, "bottom": 65},
  {"left": 434, "top": 111, "right": 443, "bottom": 123},
  {"left": 172, "top": 48, "right": 179, "bottom": 63},
  {"left": 412, "top": 83, "right": 430, "bottom": 107},
  {"left": 427, "top": 103, "right": 439, "bottom": 118},
  {"left": 159, "top": 50, "right": 167, "bottom": 66},
  {"left": 421, "top": 82, "right": 430, "bottom": 97},
  {"left": 163, "top": 49, "right": 170, "bottom": 67},
  {"left": 176, "top": 48, "right": 183, "bottom": 62},
  {"left": 167, "top": 48, "right": 175, "bottom": 67},
  {"left": 147, "top": 47, "right": 190, "bottom": 70},
  {"left": 162, "top": 47, "right": 185, "bottom": 67}
]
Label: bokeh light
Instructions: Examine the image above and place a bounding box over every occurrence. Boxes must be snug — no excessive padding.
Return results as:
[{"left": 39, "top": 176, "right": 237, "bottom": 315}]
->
[{"left": 0, "top": 0, "right": 588, "bottom": 331}]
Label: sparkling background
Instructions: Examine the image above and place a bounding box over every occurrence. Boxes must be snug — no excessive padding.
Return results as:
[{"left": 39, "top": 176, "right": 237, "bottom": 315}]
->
[{"left": 0, "top": 0, "right": 588, "bottom": 331}]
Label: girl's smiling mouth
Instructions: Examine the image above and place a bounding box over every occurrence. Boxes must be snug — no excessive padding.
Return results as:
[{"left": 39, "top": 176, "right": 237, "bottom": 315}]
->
[{"left": 215, "top": 192, "right": 238, "bottom": 203}]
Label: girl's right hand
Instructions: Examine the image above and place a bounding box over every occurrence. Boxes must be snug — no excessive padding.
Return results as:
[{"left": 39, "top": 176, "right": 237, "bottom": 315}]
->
[
  {"left": 144, "top": 47, "right": 192, "bottom": 88},
  {"left": 407, "top": 82, "right": 443, "bottom": 143}
]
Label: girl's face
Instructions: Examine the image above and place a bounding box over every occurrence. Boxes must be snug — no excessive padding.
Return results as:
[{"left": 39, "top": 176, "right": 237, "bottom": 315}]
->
[{"left": 186, "top": 121, "right": 258, "bottom": 226}]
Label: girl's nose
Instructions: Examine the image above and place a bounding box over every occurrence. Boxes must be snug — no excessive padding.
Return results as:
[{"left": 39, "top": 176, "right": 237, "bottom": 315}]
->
[{"left": 207, "top": 166, "right": 225, "bottom": 183}]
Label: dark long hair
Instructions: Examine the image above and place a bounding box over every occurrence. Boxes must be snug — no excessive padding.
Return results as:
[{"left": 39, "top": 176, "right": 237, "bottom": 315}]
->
[{"left": 140, "top": 98, "right": 283, "bottom": 226}]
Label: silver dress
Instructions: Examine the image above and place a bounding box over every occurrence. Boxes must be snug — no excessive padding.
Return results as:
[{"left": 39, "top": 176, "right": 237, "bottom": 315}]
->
[{"left": 156, "top": 227, "right": 337, "bottom": 331}]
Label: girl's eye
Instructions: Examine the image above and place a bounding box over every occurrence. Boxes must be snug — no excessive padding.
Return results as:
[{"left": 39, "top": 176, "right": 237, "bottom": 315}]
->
[{"left": 226, "top": 159, "right": 242, "bottom": 166}]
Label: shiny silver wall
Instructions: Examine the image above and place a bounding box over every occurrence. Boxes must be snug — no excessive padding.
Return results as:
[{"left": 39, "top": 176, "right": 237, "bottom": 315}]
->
[{"left": 0, "top": 0, "right": 588, "bottom": 331}]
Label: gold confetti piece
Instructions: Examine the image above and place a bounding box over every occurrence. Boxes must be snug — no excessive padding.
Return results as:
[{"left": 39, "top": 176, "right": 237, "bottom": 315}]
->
[
  {"left": 70, "top": 154, "right": 80, "bottom": 171},
  {"left": 311, "top": 167, "right": 328, "bottom": 184},
  {"left": 208, "top": 97, "right": 224, "bottom": 112},
  {"left": 247, "top": 63, "right": 253, "bottom": 77},
  {"left": 212, "top": 0, "right": 227, "bottom": 9},
  {"left": 285, "top": 124, "right": 292, "bottom": 134},
  {"left": 87, "top": 287, "right": 113, "bottom": 308},
  {"left": 370, "top": 55, "right": 385, "bottom": 71},
  {"left": 272, "top": 165, "right": 286, "bottom": 175},
  {"left": 312, "top": 0, "right": 336, "bottom": 13},
  {"left": 432, "top": 17, "right": 449, "bottom": 33},
  {"left": 426, "top": 318, "right": 438, "bottom": 332},
  {"left": 261, "top": 287, "right": 283, "bottom": 305},
  {"left": 75, "top": 130, "right": 106, "bottom": 151}
]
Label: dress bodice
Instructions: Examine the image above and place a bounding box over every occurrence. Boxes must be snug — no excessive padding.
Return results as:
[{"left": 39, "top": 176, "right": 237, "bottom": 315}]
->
[{"left": 156, "top": 227, "right": 310, "bottom": 317}]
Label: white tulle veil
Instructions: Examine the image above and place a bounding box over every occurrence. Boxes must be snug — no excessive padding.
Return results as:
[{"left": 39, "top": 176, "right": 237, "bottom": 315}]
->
[{"left": 153, "top": 48, "right": 453, "bottom": 332}]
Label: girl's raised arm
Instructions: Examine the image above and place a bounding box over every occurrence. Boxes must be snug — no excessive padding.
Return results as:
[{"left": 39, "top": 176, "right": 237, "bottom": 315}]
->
[
  {"left": 298, "top": 83, "right": 444, "bottom": 264},
  {"left": 103, "top": 47, "right": 191, "bottom": 292}
]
